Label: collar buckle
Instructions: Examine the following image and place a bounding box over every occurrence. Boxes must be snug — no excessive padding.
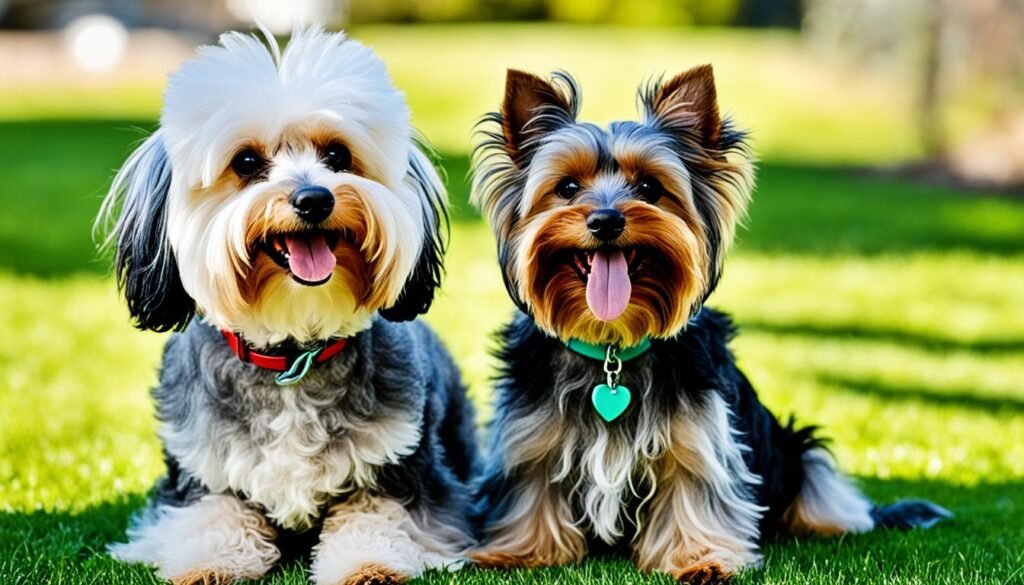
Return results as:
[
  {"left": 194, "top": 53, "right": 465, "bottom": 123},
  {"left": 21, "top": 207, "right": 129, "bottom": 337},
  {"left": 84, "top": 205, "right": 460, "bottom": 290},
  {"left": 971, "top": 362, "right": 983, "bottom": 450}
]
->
[
  {"left": 220, "top": 330, "right": 347, "bottom": 383},
  {"left": 603, "top": 344, "right": 623, "bottom": 389},
  {"left": 274, "top": 346, "right": 323, "bottom": 386}
]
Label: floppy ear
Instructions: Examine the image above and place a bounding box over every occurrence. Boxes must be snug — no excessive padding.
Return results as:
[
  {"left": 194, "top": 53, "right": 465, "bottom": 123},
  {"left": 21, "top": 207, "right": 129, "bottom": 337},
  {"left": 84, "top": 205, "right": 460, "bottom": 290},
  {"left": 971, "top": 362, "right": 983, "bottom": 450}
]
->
[
  {"left": 98, "top": 131, "right": 195, "bottom": 332},
  {"left": 501, "top": 69, "right": 577, "bottom": 164},
  {"left": 644, "top": 64, "right": 721, "bottom": 146},
  {"left": 378, "top": 144, "right": 447, "bottom": 322}
]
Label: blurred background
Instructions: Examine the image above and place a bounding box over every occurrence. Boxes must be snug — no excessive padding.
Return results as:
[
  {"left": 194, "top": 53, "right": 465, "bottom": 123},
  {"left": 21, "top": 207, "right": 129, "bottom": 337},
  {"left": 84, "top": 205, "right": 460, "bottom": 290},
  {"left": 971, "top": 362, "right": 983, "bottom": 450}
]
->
[{"left": 0, "top": 1, "right": 1021, "bottom": 583}]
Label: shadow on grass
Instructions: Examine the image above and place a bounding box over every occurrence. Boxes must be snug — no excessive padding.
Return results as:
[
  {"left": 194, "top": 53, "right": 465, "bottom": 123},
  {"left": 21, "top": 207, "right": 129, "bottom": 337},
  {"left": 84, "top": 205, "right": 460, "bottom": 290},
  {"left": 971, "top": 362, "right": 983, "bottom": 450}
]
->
[
  {"left": 0, "top": 494, "right": 310, "bottom": 584},
  {"left": 818, "top": 374, "right": 1024, "bottom": 417},
  {"left": 1, "top": 478, "right": 1019, "bottom": 584},
  {"left": 2, "top": 119, "right": 1024, "bottom": 277},
  {"left": 0, "top": 495, "right": 155, "bottom": 584},
  {"left": 0, "top": 119, "right": 156, "bottom": 278},
  {"left": 748, "top": 477, "right": 1023, "bottom": 585},
  {"left": 736, "top": 163, "right": 1024, "bottom": 257},
  {"left": 740, "top": 320, "right": 1024, "bottom": 355}
]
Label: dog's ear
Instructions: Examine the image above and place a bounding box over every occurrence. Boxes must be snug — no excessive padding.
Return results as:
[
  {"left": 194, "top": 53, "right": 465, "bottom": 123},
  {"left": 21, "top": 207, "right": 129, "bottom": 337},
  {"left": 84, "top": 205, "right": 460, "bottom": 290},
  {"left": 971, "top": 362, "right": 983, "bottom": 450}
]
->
[
  {"left": 644, "top": 65, "right": 754, "bottom": 305},
  {"left": 378, "top": 144, "right": 447, "bottom": 322},
  {"left": 98, "top": 131, "right": 195, "bottom": 332},
  {"left": 501, "top": 69, "right": 577, "bottom": 164},
  {"left": 644, "top": 64, "right": 721, "bottom": 147}
]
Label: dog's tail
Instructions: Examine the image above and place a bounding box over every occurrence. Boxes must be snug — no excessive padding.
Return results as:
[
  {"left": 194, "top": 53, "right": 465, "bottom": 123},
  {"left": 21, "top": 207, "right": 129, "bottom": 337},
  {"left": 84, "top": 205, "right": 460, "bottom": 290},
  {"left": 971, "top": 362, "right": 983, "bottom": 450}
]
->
[
  {"left": 870, "top": 499, "right": 953, "bottom": 530},
  {"left": 781, "top": 427, "right": 952, "bottom": 536}
]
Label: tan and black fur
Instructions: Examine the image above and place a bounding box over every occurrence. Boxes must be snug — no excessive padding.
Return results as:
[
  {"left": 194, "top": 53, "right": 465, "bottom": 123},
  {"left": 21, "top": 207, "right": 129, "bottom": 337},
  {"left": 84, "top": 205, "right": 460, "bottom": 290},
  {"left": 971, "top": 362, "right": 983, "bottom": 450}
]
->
[{"left": 470, "top": 67, "right": 950, "bottom": 582}]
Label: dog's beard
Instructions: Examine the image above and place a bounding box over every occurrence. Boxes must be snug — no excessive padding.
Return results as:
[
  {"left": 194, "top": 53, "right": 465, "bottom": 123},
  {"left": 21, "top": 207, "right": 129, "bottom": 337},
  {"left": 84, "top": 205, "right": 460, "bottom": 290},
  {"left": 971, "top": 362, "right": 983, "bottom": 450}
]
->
[
  {"left": 167, "top": 177, "right": 421, "bottom": 347},
  {"left": 515, "top": 201, "right": 709, "bottom": 346}
]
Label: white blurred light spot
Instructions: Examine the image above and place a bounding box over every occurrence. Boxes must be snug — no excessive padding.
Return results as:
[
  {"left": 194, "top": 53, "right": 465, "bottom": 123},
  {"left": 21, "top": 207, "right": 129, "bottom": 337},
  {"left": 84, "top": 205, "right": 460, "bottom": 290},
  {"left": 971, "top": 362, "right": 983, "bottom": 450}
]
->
[
  {"left": 227, "top": 0, "right": 341, "bottom": 34},
  {"left": 64, "top": 14, "right": 128, "bottom": 73}
]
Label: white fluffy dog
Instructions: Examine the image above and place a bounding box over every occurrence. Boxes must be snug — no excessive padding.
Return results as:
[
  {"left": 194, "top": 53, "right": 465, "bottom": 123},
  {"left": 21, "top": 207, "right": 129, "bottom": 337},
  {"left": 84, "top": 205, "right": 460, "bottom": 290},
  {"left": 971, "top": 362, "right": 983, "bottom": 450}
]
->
[{"left": 99, "top": 27, "right": 478, "bottom": 585}]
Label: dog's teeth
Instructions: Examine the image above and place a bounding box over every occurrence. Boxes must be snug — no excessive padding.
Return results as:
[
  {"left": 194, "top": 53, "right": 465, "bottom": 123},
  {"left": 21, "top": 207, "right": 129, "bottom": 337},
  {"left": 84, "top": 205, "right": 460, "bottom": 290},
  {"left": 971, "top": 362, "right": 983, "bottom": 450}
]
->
[
  {"left": 272, "top": 235, "right": 287, "bottom": 254},
  {"left": 573, "top": 252, "right": 591, "bottom": 275}
]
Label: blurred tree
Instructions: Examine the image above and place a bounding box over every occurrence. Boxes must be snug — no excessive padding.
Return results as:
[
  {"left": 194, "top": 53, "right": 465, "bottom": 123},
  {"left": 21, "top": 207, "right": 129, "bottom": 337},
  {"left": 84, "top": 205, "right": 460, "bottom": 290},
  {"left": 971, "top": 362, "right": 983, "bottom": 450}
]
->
[
  {"left": 347, "top": 0, "right": 744, "bottom": 26},
  {"left": 545, "top": 0, "right": 612, "bottom": 23},
  {"left": 477, "top": 0, "right": 547, "bottom": 21},
  {"left": 738, "top": 0, "right": 802, "bottom": 28},
  {"left": 805, "top": 0, "right": 1024, "bottom": 186},
  {"left": 1, "top": 0, "right": 239, "bottom": 33},
  {"left": 546, "top": 0, "right": 741, "bottom": 26},
  {"left": 349, "top": 0, "right": 489, "bottom": 23},
  {"left": 919, "top": 0, "right": 945, "bottom": 158}
]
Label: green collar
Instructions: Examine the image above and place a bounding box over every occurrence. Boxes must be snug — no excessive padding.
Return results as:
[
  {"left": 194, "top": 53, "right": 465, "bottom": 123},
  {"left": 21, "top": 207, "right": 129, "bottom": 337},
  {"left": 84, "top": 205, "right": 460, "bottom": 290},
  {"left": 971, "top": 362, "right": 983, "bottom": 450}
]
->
[{"left": 565, "top": 337, "right": 652, "bottom": 362}]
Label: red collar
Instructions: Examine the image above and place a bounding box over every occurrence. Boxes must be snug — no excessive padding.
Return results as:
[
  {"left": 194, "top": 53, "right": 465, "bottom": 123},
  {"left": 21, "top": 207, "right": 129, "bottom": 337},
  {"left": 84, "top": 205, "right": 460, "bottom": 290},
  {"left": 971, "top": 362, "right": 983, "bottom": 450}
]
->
[{"left": 220, "top": 330, "right": 348, "bottom": 372}]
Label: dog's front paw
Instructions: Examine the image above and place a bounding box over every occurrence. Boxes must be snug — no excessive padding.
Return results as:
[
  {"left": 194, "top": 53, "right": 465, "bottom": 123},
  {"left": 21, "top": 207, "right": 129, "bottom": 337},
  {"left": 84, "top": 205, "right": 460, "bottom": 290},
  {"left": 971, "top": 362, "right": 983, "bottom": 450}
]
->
[
  {"left": 340, "top": 564, "right": 407, "bottom": 585},
  {"left": 674, "top": 562, "right": 730, "bottom": 585},
  {"left": 469, "top": 548, "right": 565, "bottom": 570},
  {"left": 170, "top": 569, "right": 237, "bottom": 585},
  {"left": 470, "top": 549, "right": 530, "bottom": 569}
]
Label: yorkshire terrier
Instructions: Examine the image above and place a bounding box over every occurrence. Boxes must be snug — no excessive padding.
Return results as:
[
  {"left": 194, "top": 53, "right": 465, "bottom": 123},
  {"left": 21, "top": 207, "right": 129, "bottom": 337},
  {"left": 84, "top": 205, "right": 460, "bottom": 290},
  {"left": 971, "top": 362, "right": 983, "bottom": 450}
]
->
[
  {"left": 99, "top": 28, "right": 477, "bottom": 585},
  {"left": 470, "top": 67, "right": 950, "bottom": 582}
]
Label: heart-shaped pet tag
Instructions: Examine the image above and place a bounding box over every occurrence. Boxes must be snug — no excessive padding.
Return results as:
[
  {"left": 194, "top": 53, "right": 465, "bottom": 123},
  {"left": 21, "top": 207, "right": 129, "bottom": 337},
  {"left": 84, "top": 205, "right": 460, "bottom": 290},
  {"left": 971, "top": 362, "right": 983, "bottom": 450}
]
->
[{"left": 591, "top": 383, "right": 632, "bottom": 422}]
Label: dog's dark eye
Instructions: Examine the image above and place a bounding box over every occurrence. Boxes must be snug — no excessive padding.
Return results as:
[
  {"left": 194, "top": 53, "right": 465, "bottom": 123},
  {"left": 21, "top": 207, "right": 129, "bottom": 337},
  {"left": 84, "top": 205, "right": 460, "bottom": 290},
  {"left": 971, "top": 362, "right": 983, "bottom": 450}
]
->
[
  {"left": 323, "top": 142, "right": 352, "bottom": 173},
  {"left": 230, "top": 149, "right": 266, "bottom": 179},
  {"left": 636, "top": 176, "right": 664, "bottom": 203},
  {"left": 555, "top": 177, "right": 581, "bottom": 199}
]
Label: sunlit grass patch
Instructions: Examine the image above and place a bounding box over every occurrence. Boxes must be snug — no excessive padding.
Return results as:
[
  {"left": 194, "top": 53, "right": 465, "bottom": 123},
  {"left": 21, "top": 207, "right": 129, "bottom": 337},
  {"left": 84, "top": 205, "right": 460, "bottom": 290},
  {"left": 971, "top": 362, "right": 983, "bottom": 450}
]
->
[
  {"left": 716, "top": 253, "right": 1024, "bottom": 349},
  {"left": 2, "top": 164, "right": 1023, "bottom": 583},
  {"left": 0, "top": 273, "right": 164, "bottom": 514}
]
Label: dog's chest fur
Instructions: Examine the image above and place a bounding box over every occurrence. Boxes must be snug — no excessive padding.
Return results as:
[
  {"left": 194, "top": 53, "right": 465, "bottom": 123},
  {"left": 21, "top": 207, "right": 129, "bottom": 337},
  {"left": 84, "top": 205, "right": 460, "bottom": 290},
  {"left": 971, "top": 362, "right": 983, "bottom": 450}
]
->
[
  {"left": 153, "top": 321, "right": 424, "bottom": 530},
  {"left": 501, "top": 362, "right": 672, "bottom": 542},
  {"left": 486, "top": 312, "right": 760, "bottom": 545}
]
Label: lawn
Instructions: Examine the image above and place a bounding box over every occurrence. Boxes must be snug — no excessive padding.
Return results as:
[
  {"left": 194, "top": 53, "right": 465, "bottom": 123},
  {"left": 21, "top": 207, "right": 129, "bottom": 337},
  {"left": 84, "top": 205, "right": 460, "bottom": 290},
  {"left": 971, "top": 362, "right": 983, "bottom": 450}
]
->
[{"left": 1, "top": 24, "right": 1023, "bottom": 585}]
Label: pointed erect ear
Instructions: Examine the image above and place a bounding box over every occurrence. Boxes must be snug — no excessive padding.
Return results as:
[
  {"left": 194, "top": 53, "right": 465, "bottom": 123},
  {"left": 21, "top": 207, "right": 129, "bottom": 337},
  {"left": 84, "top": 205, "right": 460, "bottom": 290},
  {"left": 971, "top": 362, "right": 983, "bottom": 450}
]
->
[
  {"left": 647, "top": 64, "right": 721, "bottom": 146},
  {"left": 98, "top": 132, "right": 195, "bottom": 332},
  {"left": 378, "top": 144, "right": 448, "bottom": 322},
  {"left": 502, "top": 69, "right": 575, "bottom": 163}
]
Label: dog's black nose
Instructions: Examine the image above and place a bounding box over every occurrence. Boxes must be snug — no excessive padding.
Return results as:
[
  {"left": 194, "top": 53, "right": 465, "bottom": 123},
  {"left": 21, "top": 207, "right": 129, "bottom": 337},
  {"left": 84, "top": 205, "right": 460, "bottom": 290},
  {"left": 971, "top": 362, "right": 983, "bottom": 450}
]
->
[
  {"left": 587, "top": 208, "right": 625, "bottom": 241},
  {"left": 290, "top": 185, "right": 335, "bottom": 225}
]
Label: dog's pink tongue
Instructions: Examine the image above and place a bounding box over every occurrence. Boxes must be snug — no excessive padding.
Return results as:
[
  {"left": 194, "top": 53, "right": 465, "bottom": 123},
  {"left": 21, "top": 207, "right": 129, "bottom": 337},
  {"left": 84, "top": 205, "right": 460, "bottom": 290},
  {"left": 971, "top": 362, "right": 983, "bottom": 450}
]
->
[
  {"left": 285, "top": 233, "right": 336, "bottom": 283},
  {"left": 586, "top": 250, "right": 631, "bottom": 322}
]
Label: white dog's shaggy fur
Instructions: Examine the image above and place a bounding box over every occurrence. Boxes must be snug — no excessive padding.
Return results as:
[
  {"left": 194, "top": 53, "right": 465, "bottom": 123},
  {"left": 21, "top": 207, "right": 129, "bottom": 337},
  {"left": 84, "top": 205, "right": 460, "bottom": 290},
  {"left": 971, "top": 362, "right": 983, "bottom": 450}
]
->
[{"left": 100, "top": 27, "right": 477, "bottom": 585}]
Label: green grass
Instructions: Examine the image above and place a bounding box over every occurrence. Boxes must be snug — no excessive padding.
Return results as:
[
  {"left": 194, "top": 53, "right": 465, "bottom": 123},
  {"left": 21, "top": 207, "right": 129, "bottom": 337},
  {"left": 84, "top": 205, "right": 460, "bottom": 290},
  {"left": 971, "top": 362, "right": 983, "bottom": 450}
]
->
[
  {"left": 3, "top": 24, "right": 935, "bottom": 165},
  {"left": 2, "top": 24, "right": 1023, "bottom": 585}
]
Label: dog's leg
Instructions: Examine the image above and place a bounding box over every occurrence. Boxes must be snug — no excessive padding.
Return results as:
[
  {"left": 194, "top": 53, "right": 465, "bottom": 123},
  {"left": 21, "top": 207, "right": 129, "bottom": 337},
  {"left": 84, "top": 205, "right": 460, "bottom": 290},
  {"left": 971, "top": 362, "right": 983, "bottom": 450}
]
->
[
  {"left": 311, "top": 492, "right": 467, "bottom": 585},
  {"left": 471, "top": 469, "right": 585, "bottom": 569},
  {"left": 109, "top": 494, "right": 279, "bottom": 584},
  {"left": 782, "top": 447, "right": 876, "bottom": 536},
  {"left": 634, "top": 394, "right": 763, "bottom": 583}
]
